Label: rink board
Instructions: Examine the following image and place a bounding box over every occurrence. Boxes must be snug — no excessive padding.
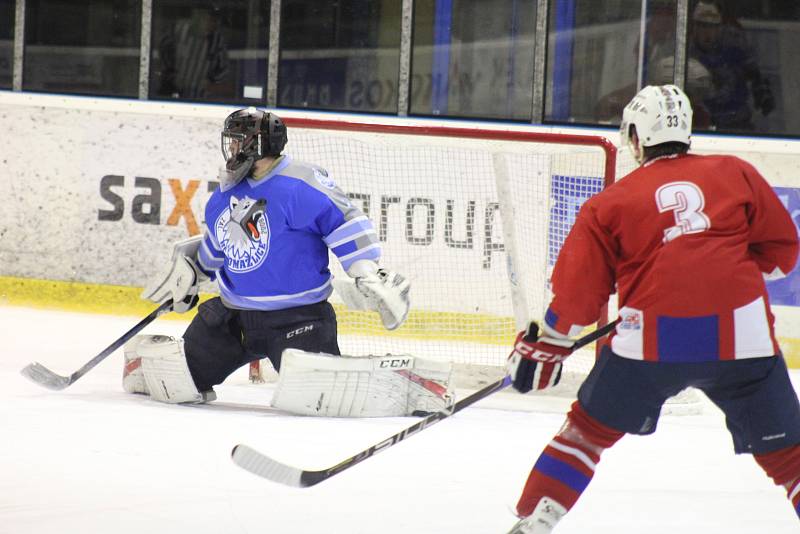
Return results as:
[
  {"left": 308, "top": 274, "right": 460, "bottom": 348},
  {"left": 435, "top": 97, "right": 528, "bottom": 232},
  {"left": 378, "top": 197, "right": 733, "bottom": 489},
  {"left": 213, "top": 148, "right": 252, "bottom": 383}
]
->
[{"left": 2, "top": 92, "right": 800, "bottom": 367}]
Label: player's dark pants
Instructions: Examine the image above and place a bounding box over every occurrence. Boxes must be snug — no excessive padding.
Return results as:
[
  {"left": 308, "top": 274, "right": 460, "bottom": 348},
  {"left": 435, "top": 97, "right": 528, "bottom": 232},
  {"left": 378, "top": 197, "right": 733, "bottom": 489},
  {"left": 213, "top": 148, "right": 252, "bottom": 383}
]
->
[
  {"left": 183, "top": 297, "right": 340, "bottom": 392},
  {"left": 579, "top": 346, "right": 800, "bottom": 454}
]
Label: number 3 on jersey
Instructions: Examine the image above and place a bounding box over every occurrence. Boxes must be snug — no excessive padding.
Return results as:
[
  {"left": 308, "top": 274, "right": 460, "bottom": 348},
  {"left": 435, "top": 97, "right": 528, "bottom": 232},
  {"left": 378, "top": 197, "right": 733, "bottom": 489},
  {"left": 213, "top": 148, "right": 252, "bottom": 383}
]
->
[{"left": 655, "top": 181, "right": 711, "bottom": 243}]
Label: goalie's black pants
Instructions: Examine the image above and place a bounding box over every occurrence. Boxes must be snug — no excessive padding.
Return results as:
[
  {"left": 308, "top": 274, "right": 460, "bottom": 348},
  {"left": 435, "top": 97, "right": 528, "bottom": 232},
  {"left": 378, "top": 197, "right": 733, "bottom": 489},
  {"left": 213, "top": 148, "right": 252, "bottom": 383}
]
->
[{"left": 183, "top": 297, "right": 340, "bottom": 391}]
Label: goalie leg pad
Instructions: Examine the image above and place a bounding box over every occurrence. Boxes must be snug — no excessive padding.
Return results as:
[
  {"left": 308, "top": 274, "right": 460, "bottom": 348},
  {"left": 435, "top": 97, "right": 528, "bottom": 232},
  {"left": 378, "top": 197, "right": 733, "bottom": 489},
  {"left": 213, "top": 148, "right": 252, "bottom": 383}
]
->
[
  {"left": 123, "top": 335, "right": 150, "bottom": 395},
  {"left": 403, "top": 357, "right": 454, "bottom": 415},
  {"left": 271, "top": 349, "right": 453, "bottom": 417},
  {"left": 137, "top": 335, "right": 207, "bottom": 404}
]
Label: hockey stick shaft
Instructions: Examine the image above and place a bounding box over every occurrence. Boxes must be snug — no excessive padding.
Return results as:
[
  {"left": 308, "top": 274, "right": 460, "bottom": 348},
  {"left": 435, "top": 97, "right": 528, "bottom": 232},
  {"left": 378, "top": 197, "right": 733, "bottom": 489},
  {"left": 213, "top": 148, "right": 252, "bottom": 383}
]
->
[
  {"left": 20, "top": 300, "right": 174, "bottom": 390},
  {"left": 231, "top": 319, "right": 619, "bottom": 487}
]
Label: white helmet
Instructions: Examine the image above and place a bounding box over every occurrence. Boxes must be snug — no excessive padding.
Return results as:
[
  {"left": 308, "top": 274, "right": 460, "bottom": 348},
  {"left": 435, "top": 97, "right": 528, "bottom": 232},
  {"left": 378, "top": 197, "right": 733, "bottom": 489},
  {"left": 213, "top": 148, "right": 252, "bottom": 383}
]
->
[{"left": 620, "top": 85, "right": 693, "bottom": 163}]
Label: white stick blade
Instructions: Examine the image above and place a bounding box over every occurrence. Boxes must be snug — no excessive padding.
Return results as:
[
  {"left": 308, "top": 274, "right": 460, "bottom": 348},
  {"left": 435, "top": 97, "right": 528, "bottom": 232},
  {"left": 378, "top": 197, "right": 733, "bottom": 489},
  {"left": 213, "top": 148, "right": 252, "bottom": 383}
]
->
[
  {"left": 20, "top": 363, "right": 71, "bottom": 390},
  {"left": 231, "top": 444, "right": 304, "bottom": 487}
]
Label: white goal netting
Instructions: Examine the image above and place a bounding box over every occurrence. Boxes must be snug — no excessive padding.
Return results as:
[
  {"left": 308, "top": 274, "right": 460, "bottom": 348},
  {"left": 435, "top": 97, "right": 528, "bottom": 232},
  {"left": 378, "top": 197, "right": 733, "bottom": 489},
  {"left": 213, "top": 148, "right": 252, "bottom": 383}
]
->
[{"left": 253, "top": 119, "right": 618, "bottom": 392}]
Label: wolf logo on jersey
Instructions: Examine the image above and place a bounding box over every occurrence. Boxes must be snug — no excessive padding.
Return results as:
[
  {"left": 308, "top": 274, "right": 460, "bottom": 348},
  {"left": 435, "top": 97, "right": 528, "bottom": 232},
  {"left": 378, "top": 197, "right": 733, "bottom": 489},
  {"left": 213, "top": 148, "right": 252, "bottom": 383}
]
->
[{"left": 214, "top": 195, "right": 270, "bottom": 273}]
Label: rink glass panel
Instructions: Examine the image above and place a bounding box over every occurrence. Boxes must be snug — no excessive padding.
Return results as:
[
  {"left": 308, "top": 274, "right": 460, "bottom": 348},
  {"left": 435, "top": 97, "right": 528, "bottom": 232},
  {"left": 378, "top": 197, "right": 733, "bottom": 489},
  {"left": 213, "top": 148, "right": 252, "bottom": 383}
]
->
[
  {"left": 0, "top": 0, "right": 12, "bottom": 89},
  {"left": 410, "top": 0, "right": 538, "bottom": 120},
  {"left": 149, "top": 0, "right": 270, "bottom": 105},
  {"left": 545, "top": 0, "right": 678, "bottom": 126},
  {"left": 278, "top": 0, "right": 402, "bottom": 113},
  {"left": 685, "top": 0, "right": 800, "bottom": 135},
  {"left": 22, "top": 0, "right": 141, "bottom": 97}
]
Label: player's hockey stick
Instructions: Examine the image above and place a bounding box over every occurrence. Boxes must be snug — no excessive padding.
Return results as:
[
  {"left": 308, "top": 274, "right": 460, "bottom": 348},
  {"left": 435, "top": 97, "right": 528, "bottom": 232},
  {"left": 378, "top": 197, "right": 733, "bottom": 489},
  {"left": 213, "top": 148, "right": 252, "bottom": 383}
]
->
[
  {"left": 231, "top": 319, "right": 619, "bottom": 487},
  {"left": 20, "top": 300, "right": 174, "bottom": 390}
]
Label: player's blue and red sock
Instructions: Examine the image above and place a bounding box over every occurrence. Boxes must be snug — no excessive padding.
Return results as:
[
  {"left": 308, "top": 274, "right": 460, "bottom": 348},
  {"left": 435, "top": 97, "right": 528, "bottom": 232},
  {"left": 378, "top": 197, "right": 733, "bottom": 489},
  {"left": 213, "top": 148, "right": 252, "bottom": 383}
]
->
[
  {"left": 755, "top": 445, "right": 800, "bottom": 519},
  {"left": 516, "top": 402, "right": 624, "bottom": 517}
]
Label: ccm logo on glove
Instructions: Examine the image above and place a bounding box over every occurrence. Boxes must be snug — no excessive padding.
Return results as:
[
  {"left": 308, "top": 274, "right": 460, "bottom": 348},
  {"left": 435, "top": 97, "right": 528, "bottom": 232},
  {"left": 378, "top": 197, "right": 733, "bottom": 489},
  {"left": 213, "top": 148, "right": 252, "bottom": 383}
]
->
[{"left": 507, "top": 322, "right": 575, "bottom": 393}]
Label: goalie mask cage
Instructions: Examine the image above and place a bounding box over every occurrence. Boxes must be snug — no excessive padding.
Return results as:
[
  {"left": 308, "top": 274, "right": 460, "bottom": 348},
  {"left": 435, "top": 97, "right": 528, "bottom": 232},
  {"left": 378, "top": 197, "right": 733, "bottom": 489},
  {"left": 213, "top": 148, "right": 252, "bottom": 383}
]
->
[{"left": 251, "top": 118, "right": 618, "bottom": 393}]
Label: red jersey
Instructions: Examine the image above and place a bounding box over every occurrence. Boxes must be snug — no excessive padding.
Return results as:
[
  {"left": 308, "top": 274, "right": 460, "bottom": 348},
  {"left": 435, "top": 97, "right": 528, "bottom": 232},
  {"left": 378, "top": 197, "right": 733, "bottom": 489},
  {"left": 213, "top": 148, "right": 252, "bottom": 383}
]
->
[{"left": 545, "top": 153, "right": 798, "bottom": 362}]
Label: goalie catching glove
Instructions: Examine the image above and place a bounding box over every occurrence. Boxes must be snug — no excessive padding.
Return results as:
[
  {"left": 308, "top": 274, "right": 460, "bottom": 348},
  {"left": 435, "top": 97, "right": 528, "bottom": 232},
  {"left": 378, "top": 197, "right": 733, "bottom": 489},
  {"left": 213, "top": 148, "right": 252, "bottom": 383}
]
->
[
  {"left": 336, "top": 260, "right": 410, "bottom": 330},
  {"left": 141, "top": 236, "right": 209, "bottom": 313},
  {"left": 507, "top": 321, "right": 575, "bottom": 393}
]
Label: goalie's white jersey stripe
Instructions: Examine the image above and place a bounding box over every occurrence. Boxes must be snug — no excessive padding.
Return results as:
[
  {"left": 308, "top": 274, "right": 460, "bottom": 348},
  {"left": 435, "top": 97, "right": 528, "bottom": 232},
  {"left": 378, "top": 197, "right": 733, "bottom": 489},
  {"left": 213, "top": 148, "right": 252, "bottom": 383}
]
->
[
  {"left": 324, "top": 215, "right": 371, "bottom": 242},
  {"left": 547, "top": 439, "right": 597, "bottom": 471},
  {"left": 198, "top": 250, "right": 224, "bottom": 271},
  {"left": 330, "top": 214, "right": 370, "bottom": 231},
  {"left": 201, "top": 238, "right": 224, "bottom": 258},
  {"left": 217, "top": 277, "right": 333, "bottom": 310},
  {"left": 326, "top": 228, "right": 378, "bottom": 249},
  {"left": 222, "top": 279, "right": 332, "bottom": 302},
  {"left": 337, "top": 243, "right": 382, "bottom": 263}
]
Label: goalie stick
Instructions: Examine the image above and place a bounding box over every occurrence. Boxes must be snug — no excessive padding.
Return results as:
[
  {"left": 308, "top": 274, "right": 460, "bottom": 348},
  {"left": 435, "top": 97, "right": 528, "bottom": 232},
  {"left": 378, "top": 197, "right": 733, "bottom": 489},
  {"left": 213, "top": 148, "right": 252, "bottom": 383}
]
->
[
  {"left": 20, "top": 300, "right": 174, "bottom": 390},
  {"left": 231, "top": 319, "right": 619, "bottom": 487}
]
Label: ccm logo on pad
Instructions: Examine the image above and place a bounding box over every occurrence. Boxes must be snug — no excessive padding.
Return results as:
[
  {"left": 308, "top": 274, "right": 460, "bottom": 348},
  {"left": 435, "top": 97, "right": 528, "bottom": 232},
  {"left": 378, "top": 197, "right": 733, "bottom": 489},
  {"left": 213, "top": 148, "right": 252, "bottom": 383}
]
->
[{"left": 379, "top": 358, "right": 412, "bottom": 369}]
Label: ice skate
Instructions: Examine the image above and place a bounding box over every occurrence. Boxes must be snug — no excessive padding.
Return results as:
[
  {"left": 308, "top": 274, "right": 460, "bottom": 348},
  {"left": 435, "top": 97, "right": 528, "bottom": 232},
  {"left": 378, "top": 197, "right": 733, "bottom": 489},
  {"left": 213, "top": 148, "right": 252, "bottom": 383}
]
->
[{"left": 506, "top": 497, "right": 566, "bottom": 534}]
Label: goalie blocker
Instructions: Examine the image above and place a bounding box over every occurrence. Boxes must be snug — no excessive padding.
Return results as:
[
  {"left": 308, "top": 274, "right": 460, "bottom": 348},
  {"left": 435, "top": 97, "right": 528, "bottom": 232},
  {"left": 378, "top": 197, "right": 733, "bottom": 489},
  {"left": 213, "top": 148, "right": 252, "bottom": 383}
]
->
[
  {"left": 141, "top": 235, "right": 209, "bottom": 314},
  {"left": 272, "top": 349, "right": 454, "bottom": 417}
]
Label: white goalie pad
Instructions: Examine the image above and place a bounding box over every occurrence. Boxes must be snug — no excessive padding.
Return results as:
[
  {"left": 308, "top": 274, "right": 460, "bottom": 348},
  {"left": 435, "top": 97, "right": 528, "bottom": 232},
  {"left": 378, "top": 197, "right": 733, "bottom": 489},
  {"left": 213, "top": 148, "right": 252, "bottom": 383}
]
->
[
  {"left": 123, "top": 335, "right": 150, "bottom": 395},
  {"left": 271, "top": 349, "right": 454, "bottom": 417},
  {"left": 130, "top": 335, "right": 205, "bottom": 404}
]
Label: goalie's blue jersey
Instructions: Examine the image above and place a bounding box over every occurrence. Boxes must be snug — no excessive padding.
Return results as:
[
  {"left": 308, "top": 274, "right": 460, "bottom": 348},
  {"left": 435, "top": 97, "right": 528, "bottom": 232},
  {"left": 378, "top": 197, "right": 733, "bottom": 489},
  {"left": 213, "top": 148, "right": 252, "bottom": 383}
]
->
[{"left": 196, "top": 155, "right": 380, "bottom": 310}]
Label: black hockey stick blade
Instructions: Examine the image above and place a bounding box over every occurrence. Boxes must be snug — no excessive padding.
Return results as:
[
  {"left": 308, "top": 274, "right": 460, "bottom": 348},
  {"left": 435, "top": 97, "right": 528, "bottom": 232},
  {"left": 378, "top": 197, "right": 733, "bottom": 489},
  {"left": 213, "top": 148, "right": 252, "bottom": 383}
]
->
[
  {"left": 20, "top": 300, "right": 174, "bottom": 390},
  {"left": 231, "top": 319, "right": 619, "bottom": 487}
]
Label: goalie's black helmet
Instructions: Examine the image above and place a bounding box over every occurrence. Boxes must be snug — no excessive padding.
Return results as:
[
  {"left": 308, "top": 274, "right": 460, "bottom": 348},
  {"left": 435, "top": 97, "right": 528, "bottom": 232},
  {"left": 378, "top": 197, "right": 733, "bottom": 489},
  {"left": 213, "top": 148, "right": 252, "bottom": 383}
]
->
[{"left": 221, "top": 107, "right": 288, "bottom": 165}]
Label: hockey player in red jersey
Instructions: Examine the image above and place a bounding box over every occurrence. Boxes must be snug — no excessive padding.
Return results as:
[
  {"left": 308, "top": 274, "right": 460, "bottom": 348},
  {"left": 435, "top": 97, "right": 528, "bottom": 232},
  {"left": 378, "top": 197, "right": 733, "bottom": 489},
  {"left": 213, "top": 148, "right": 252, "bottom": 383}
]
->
[{"left": 505, "top": 84, "right": 800, "bottom": 533}]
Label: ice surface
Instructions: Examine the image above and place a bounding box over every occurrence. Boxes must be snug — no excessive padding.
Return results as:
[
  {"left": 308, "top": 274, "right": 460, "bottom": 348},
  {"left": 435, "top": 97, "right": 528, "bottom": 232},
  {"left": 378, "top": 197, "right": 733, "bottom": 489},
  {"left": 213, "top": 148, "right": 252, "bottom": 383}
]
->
[{"left": 1, "top": 306, "right": 797, "bottom": 533}]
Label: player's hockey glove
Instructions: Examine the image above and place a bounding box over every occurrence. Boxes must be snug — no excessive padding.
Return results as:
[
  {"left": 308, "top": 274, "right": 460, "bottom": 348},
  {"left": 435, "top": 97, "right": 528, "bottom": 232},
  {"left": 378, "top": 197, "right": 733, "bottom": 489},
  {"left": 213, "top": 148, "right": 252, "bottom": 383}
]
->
[
  {"left": 356, "top": 269, "right": 411, "bottom": 330},
  {"left": 506, "top": 322, "right": 574, "bottom": 393}
]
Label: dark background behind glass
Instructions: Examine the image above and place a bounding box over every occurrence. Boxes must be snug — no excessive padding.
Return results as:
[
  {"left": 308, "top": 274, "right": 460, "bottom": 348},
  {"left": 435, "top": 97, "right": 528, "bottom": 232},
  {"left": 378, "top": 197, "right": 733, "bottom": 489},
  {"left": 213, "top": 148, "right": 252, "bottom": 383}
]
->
[
  {"left": 23, "top": 0, "right": 140, "bottom": 97},
  {"left": 279, "top": 0, "right": 401, "bottom": 113},
  {"left": 150, "top": 0, "right": 269, "bottom": 104},
  {"left": 7, "top": 0, "right": 800, "bottom": 136},
  {"left": 546, "top": 0, "right": 677, "bottom": 126},
  {"left": 0, "top": 0, "right": 13, "bottom": 89},
  {"left": 685, "top": 0, "right": 800, "bottom": 135}
]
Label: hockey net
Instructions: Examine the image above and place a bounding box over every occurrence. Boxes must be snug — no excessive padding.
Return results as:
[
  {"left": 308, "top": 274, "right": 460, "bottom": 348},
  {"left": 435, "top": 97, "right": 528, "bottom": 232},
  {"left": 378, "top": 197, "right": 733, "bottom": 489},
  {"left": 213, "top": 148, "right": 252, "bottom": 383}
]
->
[{"left": 248, "top": 118, "right": 620, "bottom": 397}]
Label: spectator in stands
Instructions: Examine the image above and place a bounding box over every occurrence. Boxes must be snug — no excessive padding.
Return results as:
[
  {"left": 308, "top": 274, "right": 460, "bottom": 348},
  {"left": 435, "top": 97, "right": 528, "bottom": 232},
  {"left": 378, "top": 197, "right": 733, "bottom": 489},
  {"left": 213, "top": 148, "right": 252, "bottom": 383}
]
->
[
  {"left": 594, "top": 54, "right": 714, "bottom": 129},
  {"left": 594, "top": 1, "right": 683, "bottom": 124},
  {"left": 157, "top": 6, "right": 229, "bottom": 100},
  {"left": 688, "top": 0, "right": 774, "bottom": 131}
]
